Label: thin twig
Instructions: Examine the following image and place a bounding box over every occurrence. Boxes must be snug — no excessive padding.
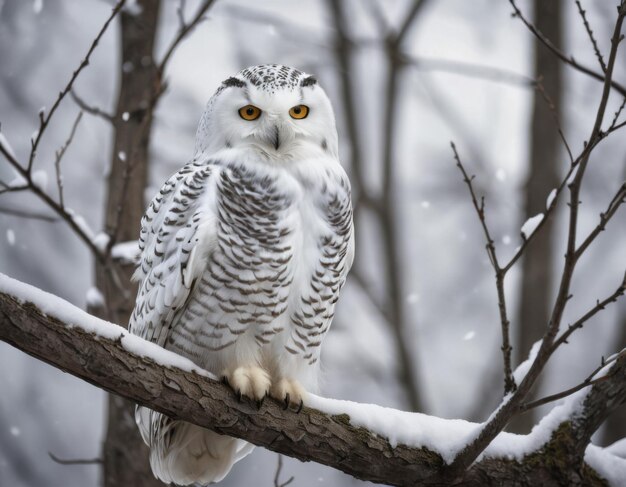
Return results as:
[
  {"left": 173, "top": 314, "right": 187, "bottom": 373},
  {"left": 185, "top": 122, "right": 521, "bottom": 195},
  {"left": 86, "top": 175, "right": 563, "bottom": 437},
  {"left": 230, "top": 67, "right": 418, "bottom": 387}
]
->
[
  {"left": 608, "top": 96, "right": 626, "bottom": 130},
  {"left": 26, "top": 0, "right": 126, "bottom": 172},
  {"left": 48, "top": 452, "right": 103, "bottom": 465},
  {"left": 273, "top": 454, "right": 294, "bottom": 487},
  {"left": 535, "top": 80, "right": 574, "bottom": 164},
  {"left": 54, "top": 111, "right": 83, "bottom": 209},
  {"left": 0, "top": 142, "right": 99, "bottom": 255},
  {"left": 70, "top": 90, "right": 114, "bottom": 122},
  {"left": 607, "top": 118, "right": 626, "bottom": 134},
  {"left": 509, "top": 0, "right": 626, "bottom": 97},
  {"left": 520, "top": 351, "right": 624, "bottom": 411},
  {"left": 501, "top": 131, "right": 611, "bottom": 275},
  {"left": 451, "top": 142, "right": 515, "bottom": 393},
  {"left": 574, "top": 182, "right": 625, "bottom": 259},
  {"left": 0, "top": 183, "right": 28, "bottom": 196},
  {"left": 0, "top": 206, "right": 58, "bottom": 222},
  {"left": 550, "top": 271, "right": 626, "bottom": 354},
  {"left": 157, "top": 0, "right": 216, "bottom": 74},
  {"left": 575, "top": 0, "right": 607, "bottom": 73}
]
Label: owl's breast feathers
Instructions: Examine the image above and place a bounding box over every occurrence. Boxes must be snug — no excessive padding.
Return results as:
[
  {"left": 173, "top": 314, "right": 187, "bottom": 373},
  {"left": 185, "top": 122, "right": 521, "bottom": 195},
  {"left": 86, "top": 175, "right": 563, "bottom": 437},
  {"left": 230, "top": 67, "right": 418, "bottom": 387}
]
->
[{"left": 130, "top": 156, "right": 353, "bottom": 369}]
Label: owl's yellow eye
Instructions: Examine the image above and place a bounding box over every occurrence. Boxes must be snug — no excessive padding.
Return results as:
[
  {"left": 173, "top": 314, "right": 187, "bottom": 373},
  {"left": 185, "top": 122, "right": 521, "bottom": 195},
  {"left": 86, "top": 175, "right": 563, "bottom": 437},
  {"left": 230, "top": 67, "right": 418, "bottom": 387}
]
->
[
  {"left": 238, "top": 105, "right": 262, "bottom": 121},
  {"left": 289, "top": 105, "right": 309, "bottom": 119}
]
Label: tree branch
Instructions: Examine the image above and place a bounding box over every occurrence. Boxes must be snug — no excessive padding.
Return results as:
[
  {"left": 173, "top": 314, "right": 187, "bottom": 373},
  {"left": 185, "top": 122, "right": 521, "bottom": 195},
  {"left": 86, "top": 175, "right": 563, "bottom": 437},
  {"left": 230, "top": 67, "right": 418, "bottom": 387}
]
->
[
  {"left": 0, "top": 206, "right": 58, "bottom": 222},
  {"left": 575, "top": 0, "right": 608, "bottom": 73},
  {"left": 444, "top": 3, "right": 626, "bottom": 476},
  {"left": 550, "top": 271, "right": 626, "bottom": 354},
  {"left": 509, "top": 0, "right": 626, "bottom": 97},
  {"left": 26, "top": 0, "right": 126, "bottom": 172},
  {"left": 70, "top": 90, "right": 114, "bottom": 122},
  {"left": 0, "top": 275, "right": 619, "bottom": 486},
  {"left": 566, "top": 351, "right": 626, "bottom": 460},
  {"left": 54, "top": 111, "right": 83, "bottom": 209},
  {"left": 48, "top": 452, "right": 103, "bottom": 466},
  {"left": 521, "top": 350, "right": 625, "bottom": 411},
  {"left": 157, "top": 0, "right": 216, "bottom": 74},
  {"left": 451, "top": 142, "right": 515, "bottom": 394}
]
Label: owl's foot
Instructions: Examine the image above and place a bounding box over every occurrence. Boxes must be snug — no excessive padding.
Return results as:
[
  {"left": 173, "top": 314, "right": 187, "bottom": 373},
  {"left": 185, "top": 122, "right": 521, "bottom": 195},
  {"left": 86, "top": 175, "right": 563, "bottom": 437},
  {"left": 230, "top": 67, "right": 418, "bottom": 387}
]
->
[
  {"left": 222, "top": 366, "right": 270, "bottom": 404},
  {"left": 270, "top": 378, "right": 306, "bottom": 412}
]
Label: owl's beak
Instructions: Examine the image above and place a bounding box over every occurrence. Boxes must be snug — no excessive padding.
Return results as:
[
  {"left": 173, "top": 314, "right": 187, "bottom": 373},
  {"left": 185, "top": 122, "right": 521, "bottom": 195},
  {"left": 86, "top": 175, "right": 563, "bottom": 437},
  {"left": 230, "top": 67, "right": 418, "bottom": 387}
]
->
[
  {"left": 272, "top": 125, "right": 280, "bottom": 150},
  {"left": 256, "top": 115, "right": 293, "bottom": 153}
]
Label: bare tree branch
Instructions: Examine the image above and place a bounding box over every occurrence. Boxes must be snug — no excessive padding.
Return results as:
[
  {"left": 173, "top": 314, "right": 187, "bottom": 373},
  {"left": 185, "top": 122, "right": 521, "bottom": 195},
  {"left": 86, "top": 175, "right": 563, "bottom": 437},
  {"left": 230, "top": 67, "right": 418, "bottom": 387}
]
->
[
  {"left": 608, "top": 96, "right": 626, "bottom": 130},
  {"left": 451, "top": 142, "right": 516, "bottom": 393},
  {"left": 70, "top": 90, "right": 114, "bottom": 122},
  {"left": 0, "top": 206, "right": 58, "bottom": 222},
  {"left": 157, "top": 0, "right": 216, "bottom": 74},
  {"left": 25, "top": 0, "right": 126, "bottom": 173},
  {"left": 550, "top": 271, "right": 626, "bottom": 354},
  {"left": 273, "top": 455, "right": 294, "bottom": 487},
  {"left": 54, "top": 111, "right": 83, "bottom": 209},
  {"left": 0, "top": 1, "right": 125, "bottom": 267},
  {"left": 444, "top": 3, "right": 626, "bottom": 477},
  {"left": 574, "top": 182, "right": 625, "bottom": 259},
  {"left": 575, "top": 0, "right": 608, "bottom": 73},
  {"left": 0, "top": 138, "right": 104, "bottom": 260},
  {"left": 534, "top": 80, "right": 574, "bottom": 164},
  {"left": 521, "top": 350, "right": 625, "bottom": 411},
  {"left": 509, "top": 0, "right": 626, "bottom": 97},
  {"left": 48, "top": 452, "right": 103, "bottom": 466}
]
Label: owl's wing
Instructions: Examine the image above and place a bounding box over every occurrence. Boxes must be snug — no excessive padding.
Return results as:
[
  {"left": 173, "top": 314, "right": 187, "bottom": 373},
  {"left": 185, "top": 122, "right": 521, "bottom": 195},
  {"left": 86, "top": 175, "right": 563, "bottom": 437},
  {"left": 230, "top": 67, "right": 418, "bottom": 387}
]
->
[{"left": 129, "top": 162, "right": 216, "bottom": 348}]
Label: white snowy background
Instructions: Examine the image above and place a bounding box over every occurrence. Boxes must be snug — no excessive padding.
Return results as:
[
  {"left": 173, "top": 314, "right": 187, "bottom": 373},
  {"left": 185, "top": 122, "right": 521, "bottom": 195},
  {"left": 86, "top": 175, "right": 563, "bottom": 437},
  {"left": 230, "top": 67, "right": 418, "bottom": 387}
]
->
[{"left": 0, "top": 0, "right": 624, "bottom": 486}]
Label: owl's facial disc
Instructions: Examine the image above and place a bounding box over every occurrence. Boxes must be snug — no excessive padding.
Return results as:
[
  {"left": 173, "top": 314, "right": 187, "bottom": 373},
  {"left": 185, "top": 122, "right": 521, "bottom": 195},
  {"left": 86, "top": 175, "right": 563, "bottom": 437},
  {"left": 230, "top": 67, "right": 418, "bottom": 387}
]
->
[{"left": 196, "top": 65, "right": 339, "bottom": 159}]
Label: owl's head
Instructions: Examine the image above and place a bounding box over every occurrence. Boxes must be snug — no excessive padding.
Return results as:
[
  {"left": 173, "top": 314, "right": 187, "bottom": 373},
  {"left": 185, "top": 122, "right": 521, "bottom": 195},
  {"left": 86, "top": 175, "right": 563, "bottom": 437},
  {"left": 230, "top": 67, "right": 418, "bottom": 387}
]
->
[{"left": 195, "top": 64, "right": 338, "bottom": 160}]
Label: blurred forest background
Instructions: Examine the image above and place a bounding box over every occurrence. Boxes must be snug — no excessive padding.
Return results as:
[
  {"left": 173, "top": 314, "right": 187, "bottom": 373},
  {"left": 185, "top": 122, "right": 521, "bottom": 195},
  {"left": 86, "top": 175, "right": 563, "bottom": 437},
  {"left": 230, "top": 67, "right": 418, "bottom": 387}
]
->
[{"left": 0, "top": 0, "right": 624, "bottom": 486}]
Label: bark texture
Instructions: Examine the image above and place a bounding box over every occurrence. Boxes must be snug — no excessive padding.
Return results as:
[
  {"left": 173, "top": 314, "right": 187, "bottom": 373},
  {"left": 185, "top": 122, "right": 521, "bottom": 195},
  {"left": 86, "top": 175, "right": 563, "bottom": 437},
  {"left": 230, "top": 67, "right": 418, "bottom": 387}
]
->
[
  {"left": 95, "top": 1, "right": 162, "bottom": 486},
  {"left": 602, "top": 310, "right": 626, "bottom": 445},
  {"left": 513, "top": 0, "right": 563, "bottom": 434},
  {"left": 1, "top": 288, "right": 619, "bottom": 487}
]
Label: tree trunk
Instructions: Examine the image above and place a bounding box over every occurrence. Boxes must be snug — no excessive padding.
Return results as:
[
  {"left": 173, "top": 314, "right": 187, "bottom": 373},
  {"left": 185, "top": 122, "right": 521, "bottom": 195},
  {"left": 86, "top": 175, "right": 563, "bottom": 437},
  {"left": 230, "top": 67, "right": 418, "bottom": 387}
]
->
[
  {"left": 511, "top": 0, "right": 562, "bottom": 434},
  {"left": 95, "top": 1, "right": 162, "bottom": 485}
]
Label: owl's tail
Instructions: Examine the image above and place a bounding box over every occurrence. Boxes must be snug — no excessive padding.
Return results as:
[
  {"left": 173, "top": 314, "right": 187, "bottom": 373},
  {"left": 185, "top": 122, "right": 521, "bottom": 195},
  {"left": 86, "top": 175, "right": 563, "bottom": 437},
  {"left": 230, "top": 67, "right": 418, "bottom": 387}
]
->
[{"left": 136, "top": 406, "right": 254, "bottom": 485}]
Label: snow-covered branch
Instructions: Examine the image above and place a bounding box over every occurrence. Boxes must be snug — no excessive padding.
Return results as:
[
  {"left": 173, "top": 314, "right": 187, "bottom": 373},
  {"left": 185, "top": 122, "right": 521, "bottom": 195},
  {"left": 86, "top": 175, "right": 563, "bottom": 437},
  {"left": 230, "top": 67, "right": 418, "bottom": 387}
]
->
[{"left": 1, "top": 273, "right": 624, "bottom": 486}]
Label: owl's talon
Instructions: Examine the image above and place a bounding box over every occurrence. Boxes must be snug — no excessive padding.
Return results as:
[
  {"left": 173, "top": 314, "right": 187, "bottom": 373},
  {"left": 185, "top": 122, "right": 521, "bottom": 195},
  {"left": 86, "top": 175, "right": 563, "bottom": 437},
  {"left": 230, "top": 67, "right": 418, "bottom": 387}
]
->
[
  {"left": 271, "top": 378, "right": 306, "bottom": 411},
  {"left": 256, "top": 394, "right": 266, "bottom": 410},
  {"left": 222, "top": 365, "right": 270, "bottom": 404},
  {"left": 221, "top": 376, "right": 229, "bottom": 385}
]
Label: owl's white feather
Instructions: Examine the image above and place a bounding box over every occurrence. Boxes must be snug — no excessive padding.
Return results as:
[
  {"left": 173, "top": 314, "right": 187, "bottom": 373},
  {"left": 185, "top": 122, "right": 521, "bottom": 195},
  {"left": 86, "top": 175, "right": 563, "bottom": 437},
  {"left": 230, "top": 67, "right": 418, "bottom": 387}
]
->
[{"left": 130, "top": 65, "right": 354, "bottom": 485}]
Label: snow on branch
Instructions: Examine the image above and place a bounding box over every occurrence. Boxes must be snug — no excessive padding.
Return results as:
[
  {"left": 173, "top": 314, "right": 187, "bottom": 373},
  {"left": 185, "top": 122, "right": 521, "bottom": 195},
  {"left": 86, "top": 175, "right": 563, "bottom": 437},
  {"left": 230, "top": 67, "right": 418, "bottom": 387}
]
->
[{"left": 1, "top": 273, "right": 624, "bottom": 486}]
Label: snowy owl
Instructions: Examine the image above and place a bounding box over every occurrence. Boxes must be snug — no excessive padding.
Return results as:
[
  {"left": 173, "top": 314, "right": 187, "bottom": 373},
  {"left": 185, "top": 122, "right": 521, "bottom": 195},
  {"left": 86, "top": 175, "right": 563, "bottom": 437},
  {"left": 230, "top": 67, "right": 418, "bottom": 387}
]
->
[{"left": 129, "top": 64, "right": 354, "bottom": 485}]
